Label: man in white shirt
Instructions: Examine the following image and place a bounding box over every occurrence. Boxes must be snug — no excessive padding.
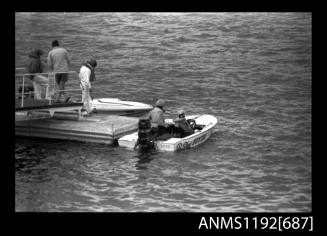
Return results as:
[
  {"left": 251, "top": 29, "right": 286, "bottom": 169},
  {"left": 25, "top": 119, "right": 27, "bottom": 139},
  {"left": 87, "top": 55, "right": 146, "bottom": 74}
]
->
[{"left": 79, "top": 59, "right": 97, "bottom": 115}]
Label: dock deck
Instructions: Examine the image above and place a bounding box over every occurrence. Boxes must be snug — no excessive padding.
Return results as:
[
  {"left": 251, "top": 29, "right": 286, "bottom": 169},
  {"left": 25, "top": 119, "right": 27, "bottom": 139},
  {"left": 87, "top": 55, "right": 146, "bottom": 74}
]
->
[{"left": 15, "top": 113, "right": 140, "bottom": 144}]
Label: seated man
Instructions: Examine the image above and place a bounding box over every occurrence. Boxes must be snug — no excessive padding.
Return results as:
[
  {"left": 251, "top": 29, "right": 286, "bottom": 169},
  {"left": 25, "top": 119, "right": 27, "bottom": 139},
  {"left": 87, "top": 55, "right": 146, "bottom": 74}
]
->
[
  {"left": 148, "top": 99, "right": 177, "bottom": 139},
  {"left": 173, "top": 110, "right": 194, "bottom": 138},
  {"left": 148, "top": 99, "right": 168, "bottom": 137}
]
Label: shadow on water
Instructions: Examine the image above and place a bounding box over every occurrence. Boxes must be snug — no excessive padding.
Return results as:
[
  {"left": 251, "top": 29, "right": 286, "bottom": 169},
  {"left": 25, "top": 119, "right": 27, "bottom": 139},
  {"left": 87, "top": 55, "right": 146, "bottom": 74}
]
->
[{"left": 134, "top": 149, "right": 157, "bottom": 170}]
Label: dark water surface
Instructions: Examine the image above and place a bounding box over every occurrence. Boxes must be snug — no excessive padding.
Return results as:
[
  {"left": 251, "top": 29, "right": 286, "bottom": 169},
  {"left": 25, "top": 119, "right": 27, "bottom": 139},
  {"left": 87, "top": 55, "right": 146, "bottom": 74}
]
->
[{"left": 15, "top": 12, "right": 311, "bottom": 212}]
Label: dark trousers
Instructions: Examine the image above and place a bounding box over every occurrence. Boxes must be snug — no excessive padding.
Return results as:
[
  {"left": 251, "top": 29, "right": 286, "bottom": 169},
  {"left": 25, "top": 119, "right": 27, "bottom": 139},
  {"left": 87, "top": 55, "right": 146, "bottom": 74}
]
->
[
  {"left": 55, "top": 73, "right": 69, "bottom": 100},
  {"left": 151, "top": 125, "right": 182, "bottom": 139},
  {"left": 151, "top": 126, "right": 166, "bottom": 137}
]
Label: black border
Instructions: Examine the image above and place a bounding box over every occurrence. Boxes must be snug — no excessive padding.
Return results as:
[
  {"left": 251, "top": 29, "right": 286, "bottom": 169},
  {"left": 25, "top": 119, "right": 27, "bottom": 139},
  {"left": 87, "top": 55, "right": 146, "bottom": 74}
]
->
[{"left": 10, "top": 6, "right": 317, "bottom": 235}]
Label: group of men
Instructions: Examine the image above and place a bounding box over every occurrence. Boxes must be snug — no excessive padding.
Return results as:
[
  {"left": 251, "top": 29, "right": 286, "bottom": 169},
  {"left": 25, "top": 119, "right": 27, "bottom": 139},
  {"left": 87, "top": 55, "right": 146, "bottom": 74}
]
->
[
  {"left": 148, "top": 99, "right": 194, "bottom": 138},
  {"left": 26, "top": 40, "right": 194, "bottom": 136},
  {"left": 26, "top": 40, "right": 97, "bottom": 116}
]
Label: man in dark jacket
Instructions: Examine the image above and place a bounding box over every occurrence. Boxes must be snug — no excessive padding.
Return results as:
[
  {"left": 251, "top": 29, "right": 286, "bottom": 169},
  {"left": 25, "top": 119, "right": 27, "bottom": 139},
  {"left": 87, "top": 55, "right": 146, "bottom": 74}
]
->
[
  {"left": 27, "top": 49, "right": 44, "bottom": 99},
  {"left": 173, "top": 110, "right": 194, "bottom": 138},
  {"left": 27, "top": 49, "right": 43, "bottom": 79}
]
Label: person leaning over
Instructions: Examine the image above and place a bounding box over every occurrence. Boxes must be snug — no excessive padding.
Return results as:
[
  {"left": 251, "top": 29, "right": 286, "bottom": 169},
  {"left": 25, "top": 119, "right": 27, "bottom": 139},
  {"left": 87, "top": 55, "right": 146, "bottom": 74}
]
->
[
  {"left": 47, "top": 40, "right": 71, "bottom": 103},
  {"left": 27, "top": 49, "right": 48, "bottom": 99},
  {"left": 79, "top": 59, "right": 97, "bottom": 116}
]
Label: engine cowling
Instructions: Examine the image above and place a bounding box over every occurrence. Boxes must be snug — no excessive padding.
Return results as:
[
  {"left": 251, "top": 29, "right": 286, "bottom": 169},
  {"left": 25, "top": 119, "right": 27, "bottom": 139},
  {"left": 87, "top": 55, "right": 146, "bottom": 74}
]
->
[{"left": 136, "top": 118, "right": 154, "bottom": 150}]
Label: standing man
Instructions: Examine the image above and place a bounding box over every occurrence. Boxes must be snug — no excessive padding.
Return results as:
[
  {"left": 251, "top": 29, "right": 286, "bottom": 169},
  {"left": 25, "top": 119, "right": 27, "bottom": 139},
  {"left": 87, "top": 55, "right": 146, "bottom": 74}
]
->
[
  {"left": 47, "top": 40, "right": 71, "bottom": 103},
  {"left": 79, "top": 58, "right": 97, "bottom": 116}
]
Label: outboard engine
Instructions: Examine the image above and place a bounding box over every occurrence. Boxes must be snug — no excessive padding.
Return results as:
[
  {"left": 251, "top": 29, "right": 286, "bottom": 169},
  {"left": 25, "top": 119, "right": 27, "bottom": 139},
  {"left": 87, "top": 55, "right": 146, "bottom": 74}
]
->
[{"left": 135, "top": 118, "right": 154, "bottom": 150}]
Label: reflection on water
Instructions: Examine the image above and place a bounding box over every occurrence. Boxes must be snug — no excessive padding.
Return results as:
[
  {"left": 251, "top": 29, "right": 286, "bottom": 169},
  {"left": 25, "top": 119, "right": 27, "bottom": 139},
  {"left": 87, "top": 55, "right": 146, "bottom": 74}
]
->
[
  {"left": 15, "top": 130, "right": 311, "bottom": 212},
  {"left": 134, "top": 150, "right": 156, "bottom": 170}
]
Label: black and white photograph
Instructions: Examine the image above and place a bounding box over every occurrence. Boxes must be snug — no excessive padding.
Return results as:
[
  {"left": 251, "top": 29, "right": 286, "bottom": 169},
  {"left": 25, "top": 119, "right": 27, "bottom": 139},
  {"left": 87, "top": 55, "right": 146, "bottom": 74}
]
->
[{"left": 15, "top": 12, "right": 311, "bottom": 213}]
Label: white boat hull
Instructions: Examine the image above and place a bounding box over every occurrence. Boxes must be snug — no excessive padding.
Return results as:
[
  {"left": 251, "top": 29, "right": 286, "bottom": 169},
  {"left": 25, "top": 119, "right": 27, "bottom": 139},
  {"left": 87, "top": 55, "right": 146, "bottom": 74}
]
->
[
  {"left": 118, "top": 114, "right": 218, "bottom": 152},
  {"left": 92, "top": 98, "right": 153, "bottom": 116}
]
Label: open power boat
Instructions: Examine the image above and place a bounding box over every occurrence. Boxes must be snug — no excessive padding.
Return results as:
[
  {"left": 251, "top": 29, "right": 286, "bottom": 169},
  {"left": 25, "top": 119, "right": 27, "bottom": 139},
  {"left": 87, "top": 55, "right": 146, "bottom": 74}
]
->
[{"left": 118, "top": 114, "right": 218, "bottom": 152}]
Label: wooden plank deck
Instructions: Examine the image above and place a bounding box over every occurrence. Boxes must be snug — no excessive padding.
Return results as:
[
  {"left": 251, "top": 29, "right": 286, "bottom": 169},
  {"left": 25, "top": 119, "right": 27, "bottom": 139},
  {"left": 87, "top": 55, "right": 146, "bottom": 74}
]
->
[{"left": 15, "top": 114, "right": 139, "bottom": 144}]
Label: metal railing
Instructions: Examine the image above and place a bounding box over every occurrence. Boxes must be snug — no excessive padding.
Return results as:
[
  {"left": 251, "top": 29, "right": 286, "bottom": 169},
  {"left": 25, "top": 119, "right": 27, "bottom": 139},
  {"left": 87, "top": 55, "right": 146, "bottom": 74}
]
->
[{"left": 15, "top": 71, "right": 82, "bottom": 108}]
